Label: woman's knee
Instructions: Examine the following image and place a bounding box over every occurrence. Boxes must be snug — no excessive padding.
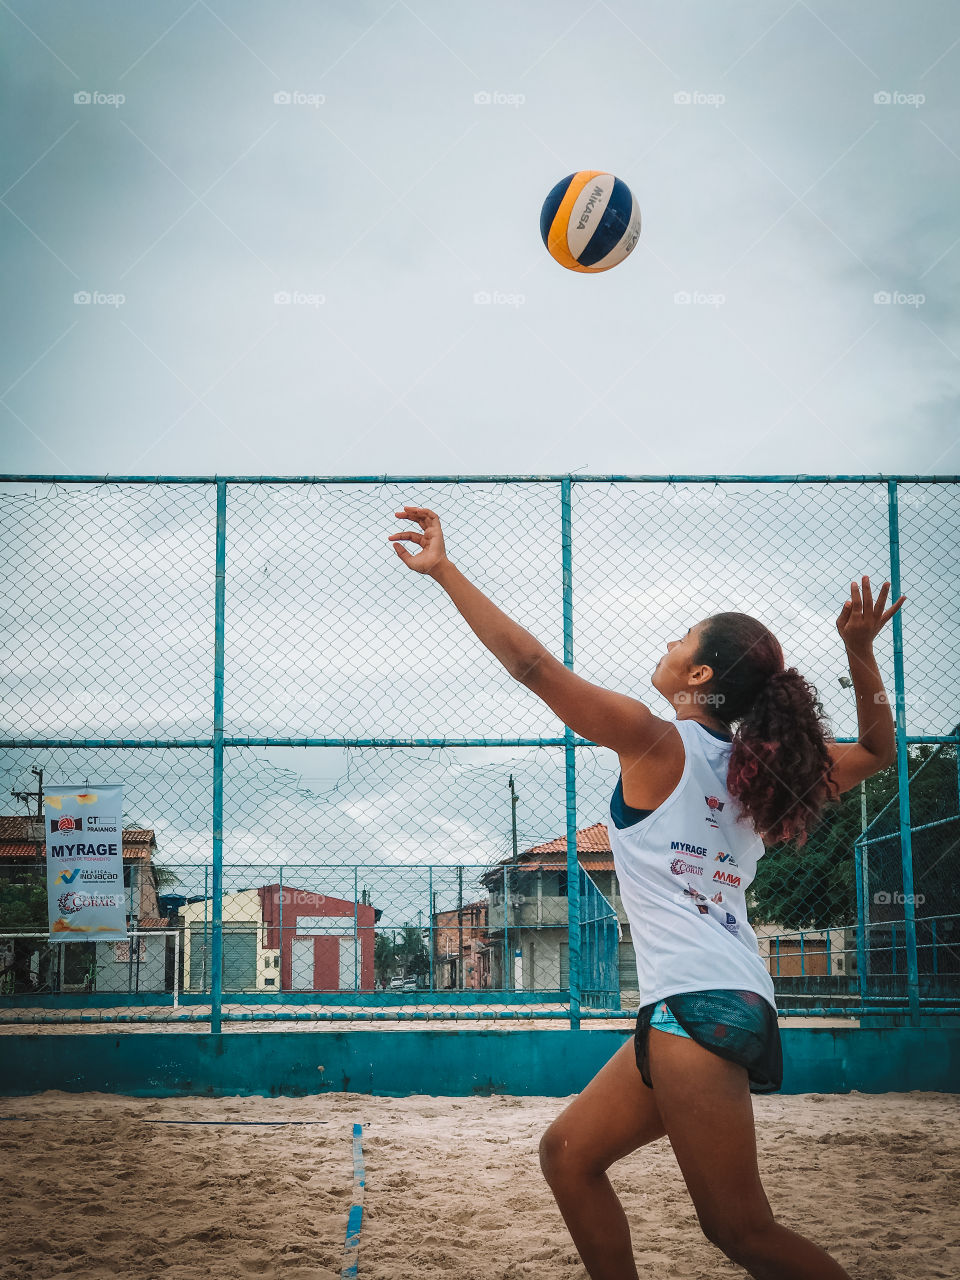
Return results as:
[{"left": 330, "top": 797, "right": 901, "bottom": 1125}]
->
[
  {"left": 538, "top": 1122, "right": 567, "bottom": 1182},
  {"left": 699, "top": 1207, "right": 777, "bottom": 1265},
  {"left": 538, "top": 1120, "right": 595, "bottom": 1184}
]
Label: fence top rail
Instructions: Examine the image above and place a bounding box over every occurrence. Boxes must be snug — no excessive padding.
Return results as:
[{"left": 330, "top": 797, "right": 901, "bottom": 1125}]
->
[{"left": 2, "top": 473, "right": 959, "bottom": 486}]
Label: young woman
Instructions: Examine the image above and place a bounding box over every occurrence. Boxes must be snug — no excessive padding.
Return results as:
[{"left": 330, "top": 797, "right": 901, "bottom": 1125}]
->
[{"left": 389, "top": 504, "right": 905, "bottom": 1280}]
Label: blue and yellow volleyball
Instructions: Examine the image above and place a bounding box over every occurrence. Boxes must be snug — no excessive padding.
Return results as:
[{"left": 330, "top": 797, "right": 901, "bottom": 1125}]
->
[{"left": 540, "top": 171, "right": 641, "bottom": 273}]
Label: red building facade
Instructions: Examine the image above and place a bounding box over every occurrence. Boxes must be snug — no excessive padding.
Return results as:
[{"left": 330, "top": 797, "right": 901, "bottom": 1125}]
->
[{"left": 258, "top": 884, "right": 376, "bottom": 992}]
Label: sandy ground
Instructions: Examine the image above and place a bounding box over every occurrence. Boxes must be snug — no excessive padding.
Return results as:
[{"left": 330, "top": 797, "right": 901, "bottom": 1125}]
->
[
  {"left": 1, "top": 1089, "right": 957, "bottom": 1280},
  {"left": 0, "top": 1014, "right": 859, "bottom": 1032}
]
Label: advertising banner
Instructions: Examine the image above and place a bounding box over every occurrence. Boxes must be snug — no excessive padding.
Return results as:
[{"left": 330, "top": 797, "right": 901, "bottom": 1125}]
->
[{"left": 45, "top": 785, "right": 127, "bottom": 941}]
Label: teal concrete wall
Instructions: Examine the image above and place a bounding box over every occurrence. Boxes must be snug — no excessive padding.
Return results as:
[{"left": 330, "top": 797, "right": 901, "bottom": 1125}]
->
[{"left": 2, "top": 1028, "right": 959, "bottom": 1098}]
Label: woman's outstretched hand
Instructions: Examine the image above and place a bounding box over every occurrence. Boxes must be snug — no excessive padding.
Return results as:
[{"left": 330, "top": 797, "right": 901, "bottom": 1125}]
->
[
  {"left": 836, "top": 575, "right": 905, "bottom": 651},
  {"left": 388, "top": 505, "right": 451, "bottom": 576}
]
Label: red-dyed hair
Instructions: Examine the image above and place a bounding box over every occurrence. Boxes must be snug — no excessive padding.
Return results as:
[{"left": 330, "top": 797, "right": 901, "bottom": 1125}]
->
[{"left": 692, "top": 612, "right": 840, "bottom": 846}]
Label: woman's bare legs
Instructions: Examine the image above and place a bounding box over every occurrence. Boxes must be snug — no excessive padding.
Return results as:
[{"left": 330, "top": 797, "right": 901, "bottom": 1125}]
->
[
  {"left": 647, "top": 1028, "right": 852, "bottom": 1279},
  {"left": 539, "top": 1039, "right": 666, "bottom": 1280},
  {"left": 539, "top": 1031, "right": 852, "bottom": 1280}
]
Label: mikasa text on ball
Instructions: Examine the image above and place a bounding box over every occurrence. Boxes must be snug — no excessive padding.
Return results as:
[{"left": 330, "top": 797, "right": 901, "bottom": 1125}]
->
[{"left": 540, "top": 171, "right": 641, "bottom": 272}]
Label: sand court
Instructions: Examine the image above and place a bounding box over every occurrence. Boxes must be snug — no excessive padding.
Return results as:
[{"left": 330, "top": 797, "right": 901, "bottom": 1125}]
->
[{"left": 2, "top": 1089, "right": 958, "bottom": 1279}]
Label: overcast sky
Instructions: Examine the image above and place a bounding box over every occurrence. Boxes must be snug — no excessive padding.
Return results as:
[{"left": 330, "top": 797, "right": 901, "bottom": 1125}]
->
[
  {"left": 2, "top": 0, "right": 959, "bottom": 475},
  {"left": 1, "top": 3, "right": 958, "bottom": 913}
]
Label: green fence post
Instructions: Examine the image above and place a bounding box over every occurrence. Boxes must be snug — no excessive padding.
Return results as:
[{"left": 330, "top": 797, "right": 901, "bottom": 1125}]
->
[
  {"left": 854, "top": 839, "right": 867, "bottom": 1004},
  {"left": 353, "top": 867, "right": 359, "bottom": 992},
  {"left": 561, "top": 477, "right": 582, "bottom": 1031},
  {"left": 428, "top": 865, "right": 434, "bottom": 991},
  {"left": 887, "top": 479, "right": 921, "bottom": 1025},
  {"left": 211, "top": 478, "right": 227, "bottom": 1034},
  {"left": 278, "top": 864, "right": 283, "bottom": 990}
]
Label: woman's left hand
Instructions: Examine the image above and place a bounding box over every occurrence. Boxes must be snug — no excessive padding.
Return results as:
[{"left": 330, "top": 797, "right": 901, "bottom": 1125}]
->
[
  {"left": 388, "top": 505, "right": 451, "bottom": 576},
  {"left": 836, "top": 575, "right": 905, "bottom": 651}
]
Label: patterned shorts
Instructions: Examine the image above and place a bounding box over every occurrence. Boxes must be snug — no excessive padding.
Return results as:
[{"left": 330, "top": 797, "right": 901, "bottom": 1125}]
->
[
  {"left": 636, "top": 988, "right": 783, "bottom": 1094},
  {"left": 649, "top": 999, "right": 690, "bottom": 1038}
]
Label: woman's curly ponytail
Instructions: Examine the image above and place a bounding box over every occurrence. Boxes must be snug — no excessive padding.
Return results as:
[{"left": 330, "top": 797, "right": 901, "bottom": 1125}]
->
[{"left": 693, "top": 614, "right": 840, "bottom": 846}]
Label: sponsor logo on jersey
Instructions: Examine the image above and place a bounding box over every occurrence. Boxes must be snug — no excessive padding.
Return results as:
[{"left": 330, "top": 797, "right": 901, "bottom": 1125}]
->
[
  {"left": 671, "top": 858, "right": 703, "bottom": 877},
  {"left": 669, "top": 840, "right": 707, "bottom": 856},
  {"left": 704, "top": 794, "right": 725, "bottom": 827},
  {"left": 682, "top": 884, "right": 710, "bottom": 914},
  {"left": 714, "top": 851, "right": 738, "bottom": 866},
  {"left": 710, "top": 890, "right": 723, "bottom": 904},
  {"left": 713, "top": 869, "right": 741, "bottom": 887},
  {"left": 723, "top": 911, "right": 739, "bottom": 936}
]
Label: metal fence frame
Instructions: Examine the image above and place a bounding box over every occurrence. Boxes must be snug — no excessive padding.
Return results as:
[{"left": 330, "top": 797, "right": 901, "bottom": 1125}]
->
[{"left": 2, "top": 472, "right": 958, "bottom": 1031}]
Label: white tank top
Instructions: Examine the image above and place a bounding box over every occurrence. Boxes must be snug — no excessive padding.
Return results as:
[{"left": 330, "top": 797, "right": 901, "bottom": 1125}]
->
[{"left": 608, "top": 717, "right": 777, "bottom": 1012}]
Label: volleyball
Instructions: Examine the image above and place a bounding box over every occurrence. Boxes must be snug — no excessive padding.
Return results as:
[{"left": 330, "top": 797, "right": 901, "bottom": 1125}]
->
[{"left": 540, "top": 171, "right": 641, "bottom": 273}]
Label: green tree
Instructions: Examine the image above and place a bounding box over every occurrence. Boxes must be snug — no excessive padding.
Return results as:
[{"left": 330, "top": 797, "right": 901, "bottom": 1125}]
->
[
  {"left": 150, "top": 863, "right": 182, "bottom": 893},
  {"left": 374, "top": 932, "right": 396, "bottom": 987},
  {"left": 0, "top": 877, "right": 52, "bottom": 994},
  {"left": 0, "top": 877, "right": 47, "bottom": 931},
  {"left": 751, "top": 745, "right": 959, "bottom": 930},
  {"left": 398, "top": 924, "right": 430, "bottom": 982}
]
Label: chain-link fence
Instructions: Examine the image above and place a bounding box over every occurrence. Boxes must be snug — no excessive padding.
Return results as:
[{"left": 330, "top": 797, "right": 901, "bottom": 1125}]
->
[{"left": 1, "top": 475, "right": 957, "bottom": 1029}]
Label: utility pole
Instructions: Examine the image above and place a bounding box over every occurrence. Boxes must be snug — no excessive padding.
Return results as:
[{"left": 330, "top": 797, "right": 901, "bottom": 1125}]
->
[
  {"left": 509, "top": 774, "right": 519, "bottom": 863},
  {"left": 12, "top": 766, "right": 44, "bottom": 822}
]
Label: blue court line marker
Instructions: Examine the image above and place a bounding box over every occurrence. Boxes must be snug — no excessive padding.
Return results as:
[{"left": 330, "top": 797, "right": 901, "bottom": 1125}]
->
[
  {"left": 0, "top": 1118, "right": 329, "bottom": 1126},
  {"left": 342, "top": 1123, "right": 365, "bottom": 1280},
  {"left": 139, "top": 1119, "right": 330, "bottom": 1126}
]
